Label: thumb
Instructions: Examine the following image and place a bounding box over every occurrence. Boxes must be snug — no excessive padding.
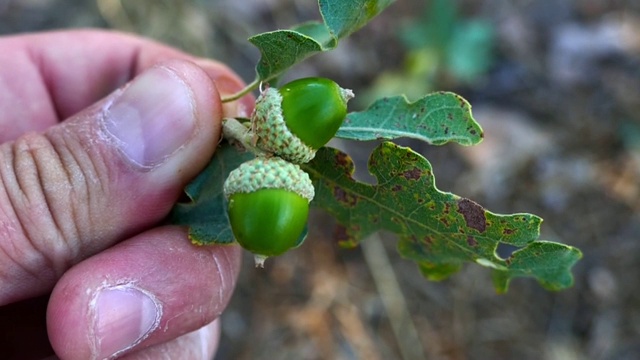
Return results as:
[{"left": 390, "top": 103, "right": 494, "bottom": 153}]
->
[{"left": 0, "top": 60, "right": 227, "bottom": 304}]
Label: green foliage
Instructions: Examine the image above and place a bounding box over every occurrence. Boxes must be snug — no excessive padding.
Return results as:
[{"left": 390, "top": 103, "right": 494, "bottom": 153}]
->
[
  {"left": 248, "top": 0, "right": 394, "bottom": 82},
  {"left": 249, "top": 30, "right": 324, "bottom": 82},
  {"left": 445, "top": 19, "right": 495, "bottom": 81},
  {"left": 401, "top": 0, "right": 457, "bottom": 52},
  {"left": 319, "top": 0, "right": 395, "bottom": 39},
  {"left": 361, "top": 0, "right": 495, "bottom": 105},
  {"left": 170, "top": 0, "right": 582, "bottom": 292},
  {"left": 169, "top": 144, "right": 254, "bottom": 245},
  {"left": 303, "top": 143, "right": 581, "bottom": 292},
  {"left": 400, "top": 0, "right": 495, "bottom": 81},
  {"left": 336, "top": 92, "right": 482, "bottom": 146}
]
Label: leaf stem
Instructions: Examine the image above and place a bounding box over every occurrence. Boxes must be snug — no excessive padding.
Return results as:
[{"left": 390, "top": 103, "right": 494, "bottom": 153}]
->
[{"left": 221, "top": 78, "right": 261, "bottom": 103}]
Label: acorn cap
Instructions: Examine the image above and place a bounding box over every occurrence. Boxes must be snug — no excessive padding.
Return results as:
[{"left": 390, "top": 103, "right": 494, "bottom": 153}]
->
[
  {"left": 252, "top": 87, "right": 318, "bottom": 164},
  {"left": 223, "top": 156, "right": 315, "bottom": 202}
]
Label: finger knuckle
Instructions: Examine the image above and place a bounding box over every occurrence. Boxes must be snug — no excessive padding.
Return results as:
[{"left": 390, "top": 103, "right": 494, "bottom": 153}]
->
[{"left": 0, "top": 131, "right": 104, "bottom": 279}]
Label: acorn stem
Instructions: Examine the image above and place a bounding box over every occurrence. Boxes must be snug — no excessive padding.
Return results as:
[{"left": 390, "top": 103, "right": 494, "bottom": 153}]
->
[{"left": 222, "top": 118, "right": 267, "bottom": 156}]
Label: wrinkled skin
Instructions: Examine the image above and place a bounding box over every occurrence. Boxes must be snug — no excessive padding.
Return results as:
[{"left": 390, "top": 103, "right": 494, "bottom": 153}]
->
[{"left": 0, "top": 30, "right": 253, "bottom": 359}]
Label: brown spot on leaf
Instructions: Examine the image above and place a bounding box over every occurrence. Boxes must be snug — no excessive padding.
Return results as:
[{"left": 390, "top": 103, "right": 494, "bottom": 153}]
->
[
  {"left": 403, "top": 167, "right": 422, "bottom": 180},
  {"left": 392, "top": 184, "right": 403, "bottom": 192},
  {"left": 335, "top": 152, "right": 350, "bottom": 168},
  {"left": 335, "top": 225, "right": 360, "bottom": 248},
  {"left": 457, "top": 198, "right": 487, "bottom": 233},
  {"left": 455, "top": 94, "right": 466, "bottom": 108},
  {"left": 334, "top": 225, "right": 349, "bottom": 243},
  {"left": 423, "top": 236, "right": 434, "bottom": 245},
  {"left": 467, "top": 236, "right": 478, "bottom": 247},
  {"left": 503, "top": 228, "right": 515, "bottom": 235},
  {"left": 333, "top": 187, "right": 358, "bottom": 207}
]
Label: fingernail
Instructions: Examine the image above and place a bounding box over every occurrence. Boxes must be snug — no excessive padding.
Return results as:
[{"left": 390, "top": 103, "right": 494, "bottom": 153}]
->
[
  {"left": 101, "top": 66, "right": 196, "bottom": 168},
  {"left": 93, "top": 285, "right": 161, "bottom": 359}
]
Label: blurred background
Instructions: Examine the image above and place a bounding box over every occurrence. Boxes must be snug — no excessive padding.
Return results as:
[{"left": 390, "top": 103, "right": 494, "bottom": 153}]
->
[{"left": 2, "top": 0, "right": 640, "bottom": 359}]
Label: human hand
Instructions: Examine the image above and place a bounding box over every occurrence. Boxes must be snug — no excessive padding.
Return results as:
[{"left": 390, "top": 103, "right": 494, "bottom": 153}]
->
[{"left": 0, "top": 30, "right": 253, "bottom": 359}]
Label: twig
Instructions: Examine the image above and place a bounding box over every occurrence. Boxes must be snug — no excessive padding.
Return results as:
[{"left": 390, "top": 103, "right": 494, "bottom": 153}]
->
[{"left": 360, "top": 233, "right": 428, "bottom": 360}]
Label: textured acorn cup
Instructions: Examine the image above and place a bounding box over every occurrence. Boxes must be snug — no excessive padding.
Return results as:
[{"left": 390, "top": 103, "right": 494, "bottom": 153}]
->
[
  {"left": 252, "top": 77, "right": 354, "bottom": 163},
  {"left": 223, "top": 157, "right": 315, "bottom": 265}
]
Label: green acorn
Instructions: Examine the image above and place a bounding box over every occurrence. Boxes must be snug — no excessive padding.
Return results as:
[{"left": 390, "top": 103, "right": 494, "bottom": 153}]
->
[
  {"left": 223, "top": 157, "right": 315, "bottom": 266},
  {"left": 252, "top": 77, "right": 354, "bottom": 163}
]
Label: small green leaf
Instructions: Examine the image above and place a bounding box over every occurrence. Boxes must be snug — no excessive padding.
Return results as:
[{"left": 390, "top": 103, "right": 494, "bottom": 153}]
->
[
  {"left": 303, "top": 142, "right": 582, "bottom": 292},
  {"left": 249, "top": 30, "right": 324, "bottom": 82},
  {"left": 491, "top": 241, "right": 583, "bottom": 293},
  {"left": 248, "top": 0, "right": 395, "bottom": 82},
  {"left": 168, "top": 143, "right": 254, "bottom": 245},
  {"left": 337, "top": 92, "right": 483, "bottom": 146},
  {"left": 319, "top": 0, "right": 395, "bottom": 39}
]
